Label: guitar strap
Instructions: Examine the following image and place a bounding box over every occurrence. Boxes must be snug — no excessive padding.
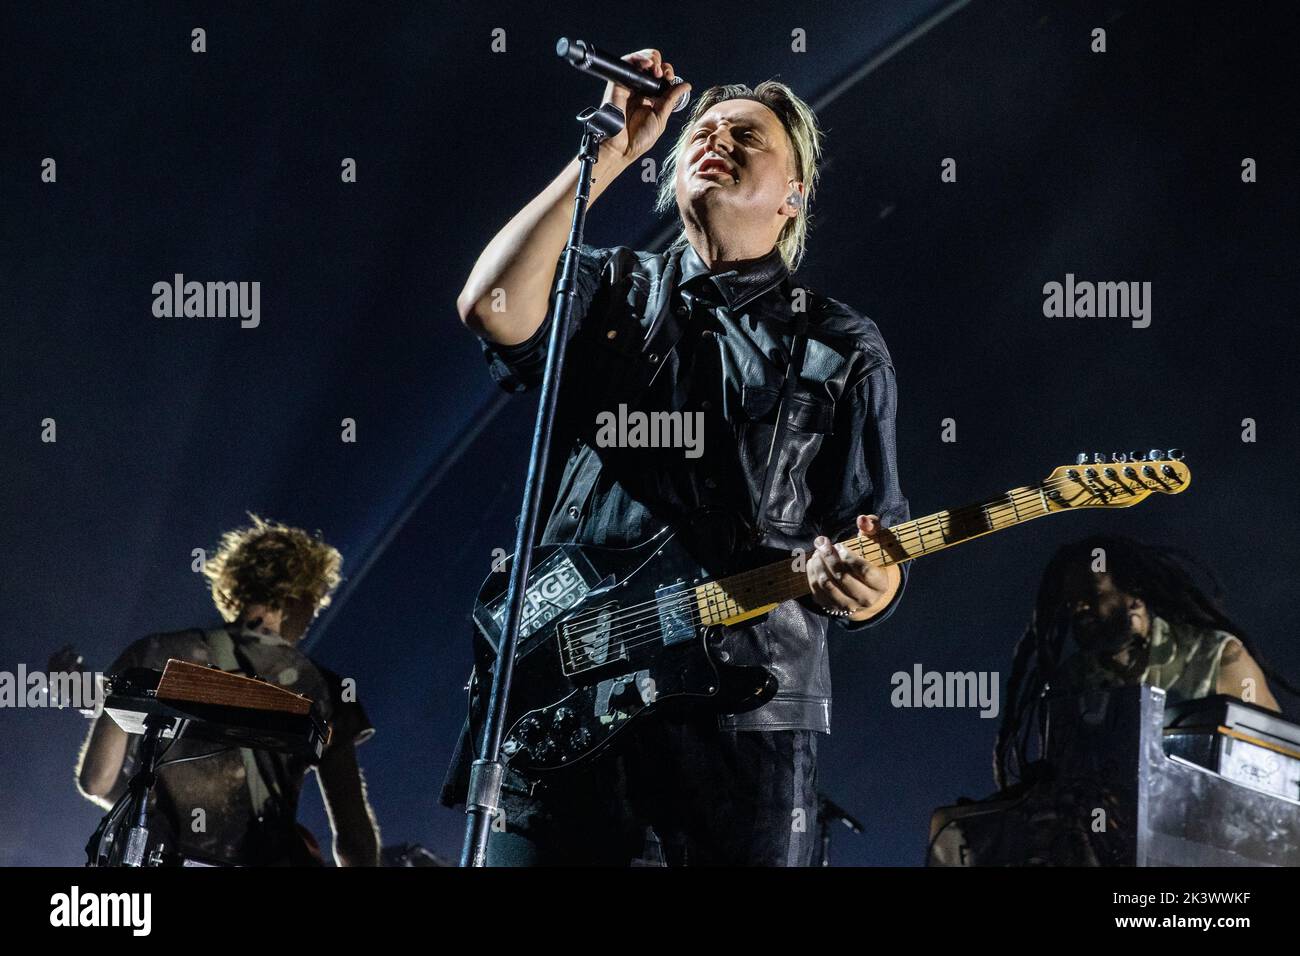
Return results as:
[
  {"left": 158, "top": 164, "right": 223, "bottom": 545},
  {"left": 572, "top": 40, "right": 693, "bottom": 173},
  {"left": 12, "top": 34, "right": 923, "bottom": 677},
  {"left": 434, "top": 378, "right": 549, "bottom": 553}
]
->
[
  {"left": 204, "top": 628, "right": 285, "bottom": 823},
  {"left": 752, "top": 313, "right": 810, "bottom": 545}
]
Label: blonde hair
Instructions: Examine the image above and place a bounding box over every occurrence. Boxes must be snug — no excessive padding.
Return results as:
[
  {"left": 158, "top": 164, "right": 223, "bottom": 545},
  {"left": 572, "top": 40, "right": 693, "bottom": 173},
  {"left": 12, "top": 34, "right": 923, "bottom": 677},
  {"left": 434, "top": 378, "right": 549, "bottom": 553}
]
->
[
  {"left": 653, "top": 80, "right": 825, "bottom": 272},
  {"left": 203, "top": 514, "right": 342, "bottom": 623}
]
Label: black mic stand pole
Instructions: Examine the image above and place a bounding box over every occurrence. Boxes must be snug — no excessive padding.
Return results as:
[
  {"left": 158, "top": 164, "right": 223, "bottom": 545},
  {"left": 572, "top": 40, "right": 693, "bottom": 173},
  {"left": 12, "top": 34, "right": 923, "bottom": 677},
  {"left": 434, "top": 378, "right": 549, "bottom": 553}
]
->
[
  {"left": 814, "top": 795, "right": 866, "bottom": 867},
  {"left": 460, "top": 100, "right": 627, "bottom": 867}
]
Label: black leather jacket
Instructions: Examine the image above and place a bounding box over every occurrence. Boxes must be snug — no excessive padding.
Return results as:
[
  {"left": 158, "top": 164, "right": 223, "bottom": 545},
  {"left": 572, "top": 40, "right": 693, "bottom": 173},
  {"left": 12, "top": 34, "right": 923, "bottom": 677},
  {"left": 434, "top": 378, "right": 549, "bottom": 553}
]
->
[
  {"left": 474, "top": 240, "right": 911, "bottom": 735},
  {"left": 473, "top": 240, "right": 909, "bottom": 738}
]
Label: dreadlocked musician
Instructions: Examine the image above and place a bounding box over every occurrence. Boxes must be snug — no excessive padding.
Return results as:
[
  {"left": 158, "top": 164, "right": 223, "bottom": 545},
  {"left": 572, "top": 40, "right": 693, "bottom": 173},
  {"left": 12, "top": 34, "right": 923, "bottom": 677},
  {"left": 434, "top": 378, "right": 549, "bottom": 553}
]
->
[
  {"left": 995, "top": 534, "right": 1286, "bottom": 790},
  {"left": 75, "top": 515, "right": 381, "bottom": 866}
]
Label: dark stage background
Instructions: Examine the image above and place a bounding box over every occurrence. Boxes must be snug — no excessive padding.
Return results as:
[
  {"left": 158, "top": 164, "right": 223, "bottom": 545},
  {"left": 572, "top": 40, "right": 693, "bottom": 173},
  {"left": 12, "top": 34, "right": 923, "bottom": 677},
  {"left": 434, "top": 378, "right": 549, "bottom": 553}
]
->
[{"left": 2, "top": 1, "right": 1297, "bottom": 866}]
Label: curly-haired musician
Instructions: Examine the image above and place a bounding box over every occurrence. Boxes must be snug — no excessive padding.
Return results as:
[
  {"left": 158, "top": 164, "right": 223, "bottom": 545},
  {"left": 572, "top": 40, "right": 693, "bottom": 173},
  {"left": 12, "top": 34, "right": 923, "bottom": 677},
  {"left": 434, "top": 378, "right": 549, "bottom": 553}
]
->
[{"left": 76, "top": 515, "right": 381, "bottom": 866}]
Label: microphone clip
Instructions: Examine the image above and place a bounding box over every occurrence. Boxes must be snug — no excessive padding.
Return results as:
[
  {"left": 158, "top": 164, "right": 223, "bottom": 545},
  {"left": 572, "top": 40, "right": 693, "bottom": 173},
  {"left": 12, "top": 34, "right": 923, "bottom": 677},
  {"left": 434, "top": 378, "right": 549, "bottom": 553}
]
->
[{"left": 576, "top": 103, "right": 628, "bottom": 147}]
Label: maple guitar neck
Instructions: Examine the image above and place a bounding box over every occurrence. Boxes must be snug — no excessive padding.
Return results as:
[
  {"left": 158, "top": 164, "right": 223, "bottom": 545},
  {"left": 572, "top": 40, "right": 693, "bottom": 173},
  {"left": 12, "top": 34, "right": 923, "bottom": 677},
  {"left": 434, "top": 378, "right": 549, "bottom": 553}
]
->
[{"left": 694, "top": 456, "right": 1191, "bottom": 628}]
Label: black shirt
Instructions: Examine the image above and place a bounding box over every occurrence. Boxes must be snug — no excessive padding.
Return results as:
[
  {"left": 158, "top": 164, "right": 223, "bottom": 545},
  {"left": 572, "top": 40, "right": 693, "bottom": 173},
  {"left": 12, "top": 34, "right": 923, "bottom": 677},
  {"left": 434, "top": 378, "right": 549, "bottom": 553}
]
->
[{"left": 104, "top": 626, "right": 373, "bottom": 865}]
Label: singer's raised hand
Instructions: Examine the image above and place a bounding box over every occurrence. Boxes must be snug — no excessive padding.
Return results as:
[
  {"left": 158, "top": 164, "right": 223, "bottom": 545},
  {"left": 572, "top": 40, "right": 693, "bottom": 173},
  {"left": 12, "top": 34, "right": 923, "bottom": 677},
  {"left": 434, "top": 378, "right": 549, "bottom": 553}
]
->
[
  {"left": 601, "top": 49, "right": 691, "bottom": 164},
  {"left": 456, "top": 49, "right": 688, "bottom": 348}
]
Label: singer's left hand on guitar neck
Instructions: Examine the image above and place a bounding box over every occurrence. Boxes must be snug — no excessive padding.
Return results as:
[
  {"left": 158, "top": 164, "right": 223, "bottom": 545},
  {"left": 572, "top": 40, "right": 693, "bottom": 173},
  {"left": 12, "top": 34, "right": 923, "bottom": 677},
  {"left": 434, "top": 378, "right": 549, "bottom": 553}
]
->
[{"left": 806, "top": 513, "right": 902, "bottom": 623}]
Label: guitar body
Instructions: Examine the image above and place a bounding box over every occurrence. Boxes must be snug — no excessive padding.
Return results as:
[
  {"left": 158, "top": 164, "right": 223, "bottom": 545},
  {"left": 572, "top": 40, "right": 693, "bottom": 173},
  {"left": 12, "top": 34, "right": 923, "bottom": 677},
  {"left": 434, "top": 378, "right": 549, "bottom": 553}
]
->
[
  {"left": 467, "top": 454, "right": 1192, "bottom": 778},
  {"left": 469, "top": 527, "right": 777, "bottom": 775}
]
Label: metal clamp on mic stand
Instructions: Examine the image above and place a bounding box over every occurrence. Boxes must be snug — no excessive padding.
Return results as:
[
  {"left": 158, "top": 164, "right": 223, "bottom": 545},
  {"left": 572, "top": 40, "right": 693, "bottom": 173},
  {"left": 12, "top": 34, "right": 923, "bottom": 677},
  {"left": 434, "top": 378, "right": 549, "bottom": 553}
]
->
[
  {"left": 459, "top": 100, "right": 628, "bottom": 868},
  {"left": 88, "top": 712, "right": 179, "bottom": 867},
  {"left": 119, "top": 714, "right": 173, "bottom": 866}
]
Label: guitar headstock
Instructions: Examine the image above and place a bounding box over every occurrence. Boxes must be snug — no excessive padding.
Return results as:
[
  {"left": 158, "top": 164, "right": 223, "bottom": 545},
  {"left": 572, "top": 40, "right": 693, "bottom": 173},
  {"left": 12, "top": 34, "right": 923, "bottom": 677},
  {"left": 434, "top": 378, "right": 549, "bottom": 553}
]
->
[{"left": 1041, "top": 449, "right": 1190, "bottom": 511}]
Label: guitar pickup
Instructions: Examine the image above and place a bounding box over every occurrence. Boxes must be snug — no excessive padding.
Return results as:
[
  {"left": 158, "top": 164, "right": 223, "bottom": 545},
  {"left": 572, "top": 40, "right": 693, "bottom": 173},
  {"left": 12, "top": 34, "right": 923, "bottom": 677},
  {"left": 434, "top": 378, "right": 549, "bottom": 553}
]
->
[{"left": 654, "top": 582, "right": 697, "bottom": 647}]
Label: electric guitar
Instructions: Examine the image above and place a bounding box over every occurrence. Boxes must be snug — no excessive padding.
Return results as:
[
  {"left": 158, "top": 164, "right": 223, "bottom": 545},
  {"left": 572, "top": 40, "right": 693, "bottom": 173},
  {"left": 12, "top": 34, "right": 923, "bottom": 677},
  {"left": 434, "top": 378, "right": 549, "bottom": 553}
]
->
[{"left": 470, "top": 452, "right": 1190, "bottom": 774}]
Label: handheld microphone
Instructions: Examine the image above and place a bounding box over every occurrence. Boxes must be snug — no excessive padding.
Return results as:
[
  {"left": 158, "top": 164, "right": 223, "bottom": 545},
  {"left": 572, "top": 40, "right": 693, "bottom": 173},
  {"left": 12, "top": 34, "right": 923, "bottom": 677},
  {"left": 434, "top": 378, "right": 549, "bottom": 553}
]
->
[{"left": 556, "top": 38, "right": 690, "bottom": 113}]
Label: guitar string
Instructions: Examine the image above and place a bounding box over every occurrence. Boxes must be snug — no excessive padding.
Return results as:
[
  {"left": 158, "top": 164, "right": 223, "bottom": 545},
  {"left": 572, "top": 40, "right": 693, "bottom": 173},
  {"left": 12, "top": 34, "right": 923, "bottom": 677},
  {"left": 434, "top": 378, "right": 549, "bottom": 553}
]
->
[
  {"left": 556, "top": 480, "right": 1058, "bottom": 642},
  {"left": 559, "top": 495, "right": 1183, "bottom": 668},
  {"left": 554, "top": 470, "right": 1172, "bottom": 655},
  {"left": 554, "top": 471, "right": 1181, "bottom": 668},
  {"left": 553, "top": 496, "right": 1185, "bottom": 676},
  {"left": 557, "top": 469, "right": 1160, "bottom": 638}
]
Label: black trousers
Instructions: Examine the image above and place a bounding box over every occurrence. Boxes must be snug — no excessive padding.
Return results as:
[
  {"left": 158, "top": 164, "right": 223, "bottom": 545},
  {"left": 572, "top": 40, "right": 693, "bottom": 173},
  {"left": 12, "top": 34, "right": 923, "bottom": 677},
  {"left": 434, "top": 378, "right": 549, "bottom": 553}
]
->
[{"left": 485, "top": 712, "right": 821, "bottom": 867}]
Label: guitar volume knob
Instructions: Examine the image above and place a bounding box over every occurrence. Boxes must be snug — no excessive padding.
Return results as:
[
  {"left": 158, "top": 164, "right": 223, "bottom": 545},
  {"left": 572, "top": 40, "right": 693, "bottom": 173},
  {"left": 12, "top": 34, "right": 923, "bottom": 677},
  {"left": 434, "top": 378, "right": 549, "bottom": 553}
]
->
[
  {"left": 517, "top": 715, "right": 545, "bottom": 744},
  {"left": 527, "top": 731, "right": 558, "bottom": 763}
]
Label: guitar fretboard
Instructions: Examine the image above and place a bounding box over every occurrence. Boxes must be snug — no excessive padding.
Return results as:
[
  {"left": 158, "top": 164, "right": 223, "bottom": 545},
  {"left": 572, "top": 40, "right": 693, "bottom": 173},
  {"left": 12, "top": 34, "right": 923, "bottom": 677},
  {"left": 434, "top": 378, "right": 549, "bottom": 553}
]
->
[{"left": 694, "top": 483, "right": 1055, "bottom": 627}]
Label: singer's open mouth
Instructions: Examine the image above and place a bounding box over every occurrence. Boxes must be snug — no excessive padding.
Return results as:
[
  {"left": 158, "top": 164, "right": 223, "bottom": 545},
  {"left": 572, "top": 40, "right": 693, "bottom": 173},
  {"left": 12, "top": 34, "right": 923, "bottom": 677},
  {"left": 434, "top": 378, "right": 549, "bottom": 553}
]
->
[{"left": 695, "top": 154, "right": 736, "bottom": 181}]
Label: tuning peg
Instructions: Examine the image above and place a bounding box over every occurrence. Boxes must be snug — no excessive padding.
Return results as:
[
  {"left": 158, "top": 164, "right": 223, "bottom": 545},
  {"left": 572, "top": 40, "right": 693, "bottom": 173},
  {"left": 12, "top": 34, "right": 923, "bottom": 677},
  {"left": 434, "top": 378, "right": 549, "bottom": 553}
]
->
[
  {"left": 1128, "top": 450, "right": 1144, "bottom": 462},
  {"left": 1148, "top": 448, "right": 1164, "bottom": 461},
  {"left": 1094, "top": 452, "right": 1107, "bottom": 464},
  {"left": 1167, "top": 447, "right": 1184, "bottom": 461},
  {"left": 1111, "top": 451, "right": 1127, "bottom": 462},
  {"left": 1076, "top": 452, "right": 1089, "bottom": 465}
]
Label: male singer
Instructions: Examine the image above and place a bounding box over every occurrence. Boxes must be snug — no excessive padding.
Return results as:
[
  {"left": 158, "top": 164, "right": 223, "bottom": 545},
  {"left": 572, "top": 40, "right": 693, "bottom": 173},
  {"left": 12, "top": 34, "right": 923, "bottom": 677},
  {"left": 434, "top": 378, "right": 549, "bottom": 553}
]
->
[{"left": 444, "top": 49, "right": 909, "bottom": 866}]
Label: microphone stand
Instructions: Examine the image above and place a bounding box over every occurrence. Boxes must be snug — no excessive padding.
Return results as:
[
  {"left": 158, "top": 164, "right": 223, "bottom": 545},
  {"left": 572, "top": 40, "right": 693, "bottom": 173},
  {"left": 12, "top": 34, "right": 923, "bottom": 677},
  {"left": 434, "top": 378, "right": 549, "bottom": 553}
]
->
[
  {"left": 460, "top": 100, "right": 628, "bottom": 867},
  {"left": 814, "top": 794, "right": 865, "bottom": 867},
  {"left": 90, "top": 713, "right": 174, "bottom": 867}
]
